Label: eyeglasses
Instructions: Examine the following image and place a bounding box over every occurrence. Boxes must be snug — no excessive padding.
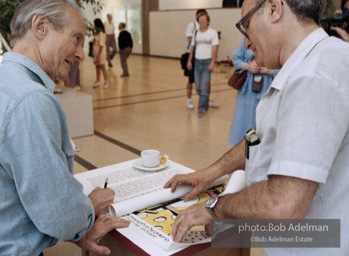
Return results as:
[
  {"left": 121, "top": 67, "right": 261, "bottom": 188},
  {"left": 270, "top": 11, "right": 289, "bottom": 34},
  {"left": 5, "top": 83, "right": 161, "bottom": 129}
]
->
[{"left": 236, "top": 0, "right": 266, "bottom": 39}]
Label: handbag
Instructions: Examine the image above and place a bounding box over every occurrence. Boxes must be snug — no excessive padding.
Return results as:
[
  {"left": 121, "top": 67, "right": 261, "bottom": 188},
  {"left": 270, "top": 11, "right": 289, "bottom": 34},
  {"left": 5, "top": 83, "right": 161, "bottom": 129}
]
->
[
  {"left": 88, "top": 41, "right": 94, "bottom": 57},
  {"left": 228, "top": 70, "right": 247, "bottom": 90},
  {"left": 180, "top": 53, "right": 189, "bottom": 70},
  {"left": 180, "top": 30, "right": 198, "bottom": 70}
]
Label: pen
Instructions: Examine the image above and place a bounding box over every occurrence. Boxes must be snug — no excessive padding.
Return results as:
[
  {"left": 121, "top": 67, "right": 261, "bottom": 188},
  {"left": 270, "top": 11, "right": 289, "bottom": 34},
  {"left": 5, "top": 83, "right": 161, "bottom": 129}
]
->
[{"left": 104, "top": 177, "right": 108, "bottom": 188}]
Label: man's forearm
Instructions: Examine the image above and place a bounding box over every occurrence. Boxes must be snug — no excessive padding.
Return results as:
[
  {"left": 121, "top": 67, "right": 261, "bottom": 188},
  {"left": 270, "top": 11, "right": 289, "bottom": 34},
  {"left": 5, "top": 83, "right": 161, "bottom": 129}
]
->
[
  {"left": 188, "top": 36, "right": 193, "bottom": 45},
  {"left": 188, "top": 47, "right": 194, "bottom": 63},
  {"left": 205, "top": 139, "right": 245, "bottom": 181},
  {"left": 214, "top": 175, "right": 318, "bottom": 220}
]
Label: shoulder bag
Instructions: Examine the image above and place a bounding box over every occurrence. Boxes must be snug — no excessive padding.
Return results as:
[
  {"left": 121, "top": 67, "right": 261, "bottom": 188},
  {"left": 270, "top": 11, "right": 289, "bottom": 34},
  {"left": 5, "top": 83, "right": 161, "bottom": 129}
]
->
[
  {"left": 180, "top": 23, "right": 197, "bottom": 70},
  {"left": 228, "top": 70, "right": 247, "bottom": 90}
]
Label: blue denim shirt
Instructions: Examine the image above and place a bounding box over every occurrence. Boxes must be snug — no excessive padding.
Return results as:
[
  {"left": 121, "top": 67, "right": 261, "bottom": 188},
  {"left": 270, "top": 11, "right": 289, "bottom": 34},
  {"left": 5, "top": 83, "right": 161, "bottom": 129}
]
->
[{"left": 0, "top": 52, "right": 94, "bottom": 255}]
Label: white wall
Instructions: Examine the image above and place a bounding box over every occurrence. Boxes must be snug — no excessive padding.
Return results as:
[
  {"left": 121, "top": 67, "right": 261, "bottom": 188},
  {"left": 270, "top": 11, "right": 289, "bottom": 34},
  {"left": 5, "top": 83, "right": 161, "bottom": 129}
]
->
[
  {"left": 81, "top": 0, "right": 143, "bottom": 54},
  {"left": 81, "top": 1, "right": 245, "bottom": 59},
  {"left": 149, "top": 8, "right": 244, "bottom": 61},
  {"left": 159, "top": 0, "right": 223, "bottom": 10},
  {"left": 104, "top": 0, "right": 140, "bottom": 7}
]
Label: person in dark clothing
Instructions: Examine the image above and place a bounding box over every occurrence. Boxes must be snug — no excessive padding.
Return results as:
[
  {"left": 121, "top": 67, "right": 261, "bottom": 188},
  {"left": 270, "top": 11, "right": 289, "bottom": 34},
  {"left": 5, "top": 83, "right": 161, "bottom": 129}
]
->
[
  {"left": 331, "top": 0, "right": 349, "bottom": 41},
  {"left": 118, "top": 23, "right": 133, "bottom": 77}
]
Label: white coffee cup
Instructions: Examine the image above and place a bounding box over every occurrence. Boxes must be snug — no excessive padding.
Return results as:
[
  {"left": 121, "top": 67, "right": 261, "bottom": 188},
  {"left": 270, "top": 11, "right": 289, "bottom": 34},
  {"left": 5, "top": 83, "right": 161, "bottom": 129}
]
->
[{"left": 141, "top": 150, "right": 160, "bottom": 168}]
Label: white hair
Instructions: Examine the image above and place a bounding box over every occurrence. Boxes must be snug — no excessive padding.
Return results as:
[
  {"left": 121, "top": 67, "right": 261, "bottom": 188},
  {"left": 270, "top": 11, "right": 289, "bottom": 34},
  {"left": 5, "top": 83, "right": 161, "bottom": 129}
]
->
[{"left": 10, "top": 0, "right": 84, "bottom": 47}]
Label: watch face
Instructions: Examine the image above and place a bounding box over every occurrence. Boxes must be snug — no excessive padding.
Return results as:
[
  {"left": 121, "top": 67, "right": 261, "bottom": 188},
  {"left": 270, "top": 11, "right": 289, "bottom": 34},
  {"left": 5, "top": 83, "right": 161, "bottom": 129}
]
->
[
  {"left": 206, "top": 197, "right": 214, "bottom": 207},
  {"left": 206, "top": 197, "right": 218, "bottom": 218}
]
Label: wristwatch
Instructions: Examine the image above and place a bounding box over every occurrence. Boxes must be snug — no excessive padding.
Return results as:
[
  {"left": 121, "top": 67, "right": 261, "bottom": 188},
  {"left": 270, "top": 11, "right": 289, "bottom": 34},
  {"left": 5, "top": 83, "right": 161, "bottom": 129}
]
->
[{"left": 205, "top": 196, "right": 219, "bottom": 218}]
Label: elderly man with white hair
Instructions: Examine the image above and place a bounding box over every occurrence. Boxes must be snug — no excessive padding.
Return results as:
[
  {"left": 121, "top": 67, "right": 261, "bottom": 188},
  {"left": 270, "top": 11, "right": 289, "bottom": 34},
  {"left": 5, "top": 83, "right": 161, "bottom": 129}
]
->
[{"left": 0, "top": 1, "right": 129, "bottom": 255}]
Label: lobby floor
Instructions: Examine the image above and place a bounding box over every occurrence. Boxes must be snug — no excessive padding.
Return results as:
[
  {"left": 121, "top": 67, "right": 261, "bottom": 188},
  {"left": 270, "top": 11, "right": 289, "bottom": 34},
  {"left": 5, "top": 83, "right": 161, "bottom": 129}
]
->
[{"left": 43, "top": 54, "right": 266, "bottom": 256}]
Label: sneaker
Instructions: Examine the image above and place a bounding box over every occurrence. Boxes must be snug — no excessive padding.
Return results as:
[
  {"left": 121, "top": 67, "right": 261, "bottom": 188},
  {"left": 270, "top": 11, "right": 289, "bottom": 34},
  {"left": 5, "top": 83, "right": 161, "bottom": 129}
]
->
[
  {"left": 186, "top": 99, "right": 194, "bottom": 110},
  {"left": 198, "top": 109, "right": 204, "bottom": 118},
  {"left": 103, "top": 83, "right": 109, "bottom": 89},
  {"left": 120, "top": 74, "right": 129, "bottom": 77},
  {"left": 93, "top": 81, "right": 100, "bottom": 88},
  {"left": 209, "top": 99, "right": 219, "bottom": 108}
]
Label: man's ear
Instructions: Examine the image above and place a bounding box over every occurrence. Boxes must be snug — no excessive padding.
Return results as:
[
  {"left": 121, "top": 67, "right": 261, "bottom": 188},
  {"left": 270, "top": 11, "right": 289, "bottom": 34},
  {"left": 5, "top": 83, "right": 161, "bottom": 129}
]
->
[
  {"left": 31, "top": 14, "right": 49, "bottom": 40},
  {"left": 268, "top": 0, "right": 283, "bottom": 23}
]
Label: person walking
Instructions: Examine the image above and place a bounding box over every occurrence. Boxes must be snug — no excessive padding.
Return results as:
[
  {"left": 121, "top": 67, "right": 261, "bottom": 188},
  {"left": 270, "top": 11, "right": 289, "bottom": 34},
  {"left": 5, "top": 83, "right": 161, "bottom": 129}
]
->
[
  {"left": 92, "top": 18, "right": 108, "bottom": 88},
  {"left": 104, "top": 14, "right": 117, "bottom": 67},
  {"left": 184, "top": 9, "right": 219, "bottom": 110},
  {"left": 118, "top": 22, "right": 133, "bottom": 77},
  {"left": 184, "top": 9, "right": 204, "bottom": 110},
  {"left": 187, "top": 12, "right": 219, "bottom": 117}
]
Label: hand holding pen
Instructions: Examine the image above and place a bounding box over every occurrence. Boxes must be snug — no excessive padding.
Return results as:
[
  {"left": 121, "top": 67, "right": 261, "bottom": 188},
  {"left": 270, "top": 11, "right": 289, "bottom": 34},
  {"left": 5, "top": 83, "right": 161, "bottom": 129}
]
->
[{"left": 87, "top": 177, "right": 114, "bottom": 217}]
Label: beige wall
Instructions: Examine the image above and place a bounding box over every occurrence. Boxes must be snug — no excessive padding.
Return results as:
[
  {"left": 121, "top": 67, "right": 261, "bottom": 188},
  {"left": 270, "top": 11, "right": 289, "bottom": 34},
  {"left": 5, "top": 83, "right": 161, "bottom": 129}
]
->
[
  {"left": 149, "top": 8, "right": 244, "bottom": 61},
  {"left": 83, "top": 0, "right": 344, "bottom": 58},
  {"left": 159, "top": 0, "right": 223, "bottom": 10}
]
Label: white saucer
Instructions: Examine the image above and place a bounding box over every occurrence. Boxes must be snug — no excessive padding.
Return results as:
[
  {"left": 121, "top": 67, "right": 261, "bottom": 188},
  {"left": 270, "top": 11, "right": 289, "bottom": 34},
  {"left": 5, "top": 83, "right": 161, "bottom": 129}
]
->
[{"left": 132, "top": 158, "right": 169, "bottom": 172}]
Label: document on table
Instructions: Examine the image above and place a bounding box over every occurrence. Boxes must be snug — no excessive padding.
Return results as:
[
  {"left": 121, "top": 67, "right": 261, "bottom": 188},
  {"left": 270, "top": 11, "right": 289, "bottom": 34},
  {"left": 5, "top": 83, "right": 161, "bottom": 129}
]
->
[
  {"left": 75, "top": 160, "right": 205, "bottom": 216},
  {"left": 75, "top": 159, "right": 246, "bottom": 254}
]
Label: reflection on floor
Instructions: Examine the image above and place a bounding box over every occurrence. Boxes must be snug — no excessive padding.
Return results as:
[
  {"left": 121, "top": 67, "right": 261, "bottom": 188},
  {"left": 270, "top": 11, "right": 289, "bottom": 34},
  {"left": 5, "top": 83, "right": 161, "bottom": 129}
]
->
[{"left": 43, "top": 54, "right": 266, "bottom": 256}]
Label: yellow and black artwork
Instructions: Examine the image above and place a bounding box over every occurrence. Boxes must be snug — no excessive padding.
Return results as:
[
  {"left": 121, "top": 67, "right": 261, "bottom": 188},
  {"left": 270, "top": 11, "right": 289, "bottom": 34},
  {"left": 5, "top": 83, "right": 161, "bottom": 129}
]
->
[{"left": 133, "top": 185, "right": 224, "bottom": 236}]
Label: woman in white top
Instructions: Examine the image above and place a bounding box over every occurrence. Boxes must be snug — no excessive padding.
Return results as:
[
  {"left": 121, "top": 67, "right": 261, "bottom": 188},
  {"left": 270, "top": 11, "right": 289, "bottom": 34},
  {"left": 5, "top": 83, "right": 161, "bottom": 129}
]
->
[
  {"left": 187, "top": 13, "right": 219, "bottom": 117},
  {"left": 92, "top": 18, "right": 108, "bottom": 88}
]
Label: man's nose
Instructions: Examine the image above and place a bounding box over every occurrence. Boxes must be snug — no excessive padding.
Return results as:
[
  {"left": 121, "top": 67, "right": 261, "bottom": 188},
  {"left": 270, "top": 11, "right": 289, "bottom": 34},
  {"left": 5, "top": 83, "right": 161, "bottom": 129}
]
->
[
  {"left": 244, "top": 37, "right": 252, "bottom": 50},
  {"left": 76, "top": 46, "right": 84, "bottom": 62}
]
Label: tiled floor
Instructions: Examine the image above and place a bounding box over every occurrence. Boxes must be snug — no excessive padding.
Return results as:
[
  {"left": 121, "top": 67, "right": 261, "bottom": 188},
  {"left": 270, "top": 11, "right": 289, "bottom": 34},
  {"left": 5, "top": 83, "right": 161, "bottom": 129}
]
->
[{"left": 43, "top": 54, "right": 266, "bottom": 256}]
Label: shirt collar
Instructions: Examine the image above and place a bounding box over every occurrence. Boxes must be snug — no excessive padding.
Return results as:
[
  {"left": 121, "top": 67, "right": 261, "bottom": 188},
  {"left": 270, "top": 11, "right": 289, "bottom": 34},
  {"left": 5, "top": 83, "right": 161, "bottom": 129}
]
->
[
  {"left": 3, "top": 52, "right": 56, "bottom": 93},
  {"left": 270, "top": 28, "right": 329, "bottom": 91}
]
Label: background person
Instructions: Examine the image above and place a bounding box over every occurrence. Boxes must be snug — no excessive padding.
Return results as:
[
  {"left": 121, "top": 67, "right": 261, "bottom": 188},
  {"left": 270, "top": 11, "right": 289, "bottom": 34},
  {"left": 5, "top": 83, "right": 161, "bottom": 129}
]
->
[
  {"left": 0, "top": 0, "right": 129, "bottom": 255},
  {"left": 64, "top": 60, "right": 81, "bottom": 90},
  {"left": 228, "top": 38, "right": 277, "bottom": 146},
  {"left": 92, "top": 18, "right": 108, "bottom": 88},
  {"left": 330, "top": 26, "right": 349, "bottom": 41},
  {"left": 187, "top": 12, "right": 219, "bottom": 117},
  {"left": 118, "top": 22, "right": 133, "bottom": 77},
  {"left": 184, "top": 9, "right": 219, "bottom": 110},
  {"left": 330, "top": 0, "right": 349, "bottom": 42},
  {"left": 341, "top": 0, "right": 349, "bottom": 11},
  {"left": 184, "top": 9, "right": 205, "bottom": 110},
  {"left": 104, "top": 13, "right": 117, "bottom": 67},
  {"left": 165, "top": 1, "right": 349, "bottom": 255}
]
